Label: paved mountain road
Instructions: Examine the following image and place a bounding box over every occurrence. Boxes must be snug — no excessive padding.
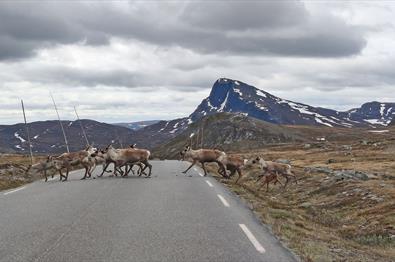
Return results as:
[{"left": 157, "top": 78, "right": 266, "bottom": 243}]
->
[{"left": 0, "top": 160, "right": 297, "bottom": 262}]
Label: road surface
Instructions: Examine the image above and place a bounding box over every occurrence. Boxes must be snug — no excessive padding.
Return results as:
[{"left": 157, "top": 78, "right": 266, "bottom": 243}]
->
[{"left": 0, "top": 160, "right": 298, "bottom": 262}]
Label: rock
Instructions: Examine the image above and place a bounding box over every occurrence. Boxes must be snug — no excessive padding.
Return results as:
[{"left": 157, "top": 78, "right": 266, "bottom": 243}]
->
[
  {"left": 327, "top": 159, "right": 336, "bottom": 164},
  {"left": 300, "top": 202, "right": 312, "bottom": 208},
  {"left": 341, "top": 145, "right": 353, "bottom": 151},
  {"left": 303, "top": 144, "right": 311, "bottom": 149},
  {"left": 305, "top": 166, "right": 333, "bottom": 175},
  {"left": 360, "top": 140, "right": 369, "bottom": 145},
  {"left": 333, "top": 170, "right": 369, "bottom": 181},
  {"left": 276, "top": 159, "right": 291, "bottom": 165}
]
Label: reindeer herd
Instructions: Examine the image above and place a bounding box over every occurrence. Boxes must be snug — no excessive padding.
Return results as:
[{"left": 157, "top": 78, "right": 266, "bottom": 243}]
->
[
  {"left": 179, "top": 146, "right": 297, "bottom": 191},
  {"left": 28, "top": 144, "right": 152, "bottom": 182},
  {"left": 28, "top": 144, "right": 297, "bottom": 192}
]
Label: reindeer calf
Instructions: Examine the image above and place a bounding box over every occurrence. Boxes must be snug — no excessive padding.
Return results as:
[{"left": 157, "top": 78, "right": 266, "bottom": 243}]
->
[{"left": 251, "top": 157, "right": 297, "bottom": 188}]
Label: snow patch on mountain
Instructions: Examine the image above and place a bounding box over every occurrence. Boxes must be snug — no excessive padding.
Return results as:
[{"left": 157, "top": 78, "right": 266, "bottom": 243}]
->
[{"left": 14, "top": 132, "right": 26, "bottom": 142}]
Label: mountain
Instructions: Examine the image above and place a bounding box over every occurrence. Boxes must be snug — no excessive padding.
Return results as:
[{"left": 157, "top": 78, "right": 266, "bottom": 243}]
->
[
  {"left": 0, "top": 119, "right": 136, "bottom": 154},
  {"left": 152, "top": 113, "right": 309, "bottom": 159},
  {"left": 114, "top": 120, "right": 161, "bottom": 130},
  {"left": 133, "top": 78, "right": 395, "bottom": 148},
  {"left": 190, "top": 78, "right": 395, "bottom": 128}
]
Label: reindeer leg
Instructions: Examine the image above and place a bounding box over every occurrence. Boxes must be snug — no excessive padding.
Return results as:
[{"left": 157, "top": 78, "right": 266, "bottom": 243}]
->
[
  {"left": 88, "top": 163, "right": 96, "bottom": 178},
  {"left": 130, "top": 164, "right": 135, "bottom": 175},
  {"left": 256, "top": 170, "right": 267, "bottom": 183},
  {"left": 63, "top": 168, "right": 69, "bottom": 182},
  {"left": 145, "top": 161, "right": 152, "bottom": 177},
  {"left": 258, "top": 177, "right": 266, "bottom": 191},
  {"left": 201, "top": 162, "right": 209, "bottom": 177},
  {"left": 139, "top": 160, "right": 152, "bottom": 177},
  {"left": 138, "top": 163, "right": 145, "bottom": 176},
  {"left": 44, "top": 169, "right": 48, "bottom": 182},
  {"left": 291, "top": 171, "right": 298, "bottom": 184},
  {"left": 59, "top": 170, "right": 63, "bottom": 181},
  {"left": 182, "top": 161, "right": 196, "bottom": 174},
  {"left": 99, "top": 162, "right": 110, "bottom": 177},
  {"left": 235, "top": 168, "right": 242, "bottom": 184},
  {"left": 276, "top": 174, "right": 284, "bottom": 188},
  {"left": 81, "top": 167, "right": 88, "bottom": 180},
  {"left": 217, "top": 162, "right": 228, "bottom": 178}
]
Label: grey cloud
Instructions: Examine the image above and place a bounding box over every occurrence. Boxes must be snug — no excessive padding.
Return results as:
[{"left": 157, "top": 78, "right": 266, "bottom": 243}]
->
[
  {"left": 182, "top": 1, "right": 308, "bottom": 30},
  {"left": 0, "top": 1, "right": 367, "bottom": 60}
]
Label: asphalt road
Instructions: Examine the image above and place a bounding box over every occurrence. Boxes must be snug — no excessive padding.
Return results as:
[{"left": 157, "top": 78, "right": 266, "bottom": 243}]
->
[{"left": 0, "top": 160, "right": 298, "bottom": 262}]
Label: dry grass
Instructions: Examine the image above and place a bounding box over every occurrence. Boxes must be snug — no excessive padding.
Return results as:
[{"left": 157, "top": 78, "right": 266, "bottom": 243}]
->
[
  {"left": 207, "top": 136, "right": 395, "bottom": 262},
  {"left": 0, "top": 154, "right": 47, "bottom": 191}
]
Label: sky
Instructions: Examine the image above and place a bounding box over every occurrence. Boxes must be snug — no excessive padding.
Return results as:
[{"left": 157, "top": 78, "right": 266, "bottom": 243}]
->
[{"left": 0, "top": 1, "right": 395, "bottom": 125}]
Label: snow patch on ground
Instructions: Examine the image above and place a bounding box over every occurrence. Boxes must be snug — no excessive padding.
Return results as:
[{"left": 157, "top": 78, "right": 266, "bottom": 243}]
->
[
  {"left": 364, "top": 119, "right": 387, "bottom": 126},
  {"left": 256, "top": 90, "right": 267, "bottom": 98},
  {"left": 159, "top": 121, "right": 169, "bottom": 132},
  {"left": 368, "top": 130, "right": 389, "bottom": 133},
  {"left": 14, "top": 132, "right": 26, "bottom": 142},
  {"left": 218, "top": 91, "right": 230, "bottom": 112},
  {"left": 234, "top": 88, "right": 243, "bottom": 97},
  {"left": 207, "top": 99, "right": 217, "bottom": 110}
]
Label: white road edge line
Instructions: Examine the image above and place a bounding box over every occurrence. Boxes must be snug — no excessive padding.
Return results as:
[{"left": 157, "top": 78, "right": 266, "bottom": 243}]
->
[
  {"left": 3, "top": 186, "right": 27, "bottom": 195},
  {"left": 206, "top": 180, "right": 214, "bottom": 187},
  {"left": 217, "top": 194, "right": 230, "bottom": 207},
  {"left": 239, "top": 224, "right": 266, "bottom": 254}
]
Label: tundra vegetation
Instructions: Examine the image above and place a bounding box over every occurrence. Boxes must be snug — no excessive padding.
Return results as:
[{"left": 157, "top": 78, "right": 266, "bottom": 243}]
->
[{"left": 204, "top": 140, "right": 395, "bottom": 262}]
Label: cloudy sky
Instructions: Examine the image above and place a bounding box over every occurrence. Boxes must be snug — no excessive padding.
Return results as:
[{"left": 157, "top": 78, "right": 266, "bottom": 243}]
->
[{"left": 1, "top": 1, "right": 394, "bottom": 125}]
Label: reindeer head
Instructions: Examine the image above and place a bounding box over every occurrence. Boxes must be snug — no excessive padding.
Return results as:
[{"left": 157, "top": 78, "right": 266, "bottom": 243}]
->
[
  {"left": 130, "top": 144, "right": 137, "bottom": 149},
  {"left": 103, "top": 144, "right": 113, "bottom": 152},
  {"left": 179, "top": 146, "right": 191, "bottom": 160},
  {"left": 252, "top": 156, "right": 261, "bottom": 164}
]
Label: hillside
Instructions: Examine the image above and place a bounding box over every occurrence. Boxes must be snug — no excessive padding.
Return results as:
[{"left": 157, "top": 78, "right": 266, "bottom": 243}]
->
[
  {"left": 152, "top": 113, "right": 310, "bottom": 159},
  {"left": 0, "top": 119, "right": 136, "bottom": 154}
]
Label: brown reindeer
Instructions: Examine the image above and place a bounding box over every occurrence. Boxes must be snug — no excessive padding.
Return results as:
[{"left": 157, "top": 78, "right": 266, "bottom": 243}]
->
[
  {"left": 218, "top": 155, "right": 247, "bottom": 184},
  {"left": 105, "top": 145, "right": 152, "bottom": 177},
  {"left": 49, "top": 146, "right": 96, "bottom": 181},
  {"left": 179, "top": 146, "right": 228, "bottom": 178},
  {"left": 258, "top": 172, "right": 284, "bottom": 192},
  {"left": 26, "top": 158, "right": 55, "bottom": 182},
  {"left": 92, "top": 149, "right": 125, "bottom": 177},
  {"left": 251, "top": 157, "right": 297, "bottom": 188}
]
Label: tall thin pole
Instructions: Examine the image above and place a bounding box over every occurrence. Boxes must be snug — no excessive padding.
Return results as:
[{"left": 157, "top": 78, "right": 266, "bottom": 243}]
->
[
  {"left": 21, "top": 100, "right": 33, "bottom": 164},
  {"left": 50, "top": 92, "right": 70, "bottom": 153},
  {"left": 74, "top": 106, "right": 89, "bottom": 146},
  {"left": 201, "top": 124, "right": 204, "bottom": 149},
  {"left": 115, "top": 129, "right": 123, "bottom": 148}
]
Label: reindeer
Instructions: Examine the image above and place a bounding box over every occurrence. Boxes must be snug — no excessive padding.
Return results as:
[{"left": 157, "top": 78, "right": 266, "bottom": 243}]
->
[
  {"left": 124, "top": 144, "right": 146, "bottom": 176},
  {"left": 105, "top": 145, "right": 152, "bottom": 177},
  {"left": 91, "top": 149, "right": 124, "bottom": 177},
  {"left": 219, "top": 155, "right": 248, "bottom": 184},
  {"left": 250, "top": 157, "right": 297, "bottom": 189},
  {"left": 179, "top": 146, "right": 228, "bottom": 178},
  {"left": 49, "top": 146, "right": 96, "bottom": 181},
  {"left": 26, "top": 158, "right": 55, "bottom": 182},
  {"left": 258, "top": 172, "right": 284, "bottom": 192}
]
